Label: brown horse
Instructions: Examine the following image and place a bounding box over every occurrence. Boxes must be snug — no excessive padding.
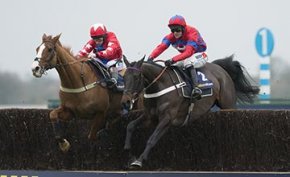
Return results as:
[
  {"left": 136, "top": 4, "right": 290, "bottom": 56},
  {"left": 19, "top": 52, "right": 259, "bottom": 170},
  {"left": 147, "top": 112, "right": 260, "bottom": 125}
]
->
[
  {"left": 121, "top": 55, "right": 260, "bottom": 168},
  {"left": 31, "top": 34, "right": 123, "bottom": 152}
]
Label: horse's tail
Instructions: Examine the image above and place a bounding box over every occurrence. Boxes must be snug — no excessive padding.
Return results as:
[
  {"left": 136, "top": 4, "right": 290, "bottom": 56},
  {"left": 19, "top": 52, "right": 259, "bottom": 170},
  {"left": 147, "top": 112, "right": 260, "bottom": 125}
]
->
[{"left": 212, "top": 55, "right": 260, "bottom": 103}]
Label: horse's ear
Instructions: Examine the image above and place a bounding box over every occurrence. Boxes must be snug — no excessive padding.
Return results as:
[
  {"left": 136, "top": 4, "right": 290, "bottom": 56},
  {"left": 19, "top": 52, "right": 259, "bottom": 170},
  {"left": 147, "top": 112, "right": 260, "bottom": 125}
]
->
[
  {"left": 42, "top": 33, "right": 48, "bottom": 40},
  {"left": 52, "top": 33, "right": 62, "bottom": 44},
  {"left": 123, "top": 55, "right": 130, "bottom": 67},
  {"left": 141, "top": 55, "right": 146, "bottom": 62},
  {"left": 136, "top": 55, "right": 146, "bottom": 67}
]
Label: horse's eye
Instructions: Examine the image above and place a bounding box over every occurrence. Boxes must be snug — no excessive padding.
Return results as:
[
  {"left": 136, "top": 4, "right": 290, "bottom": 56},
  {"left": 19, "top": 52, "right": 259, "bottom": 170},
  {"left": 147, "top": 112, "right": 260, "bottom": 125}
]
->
[{"left": 48, "top": 48, "right": 53, "bottom": 52}]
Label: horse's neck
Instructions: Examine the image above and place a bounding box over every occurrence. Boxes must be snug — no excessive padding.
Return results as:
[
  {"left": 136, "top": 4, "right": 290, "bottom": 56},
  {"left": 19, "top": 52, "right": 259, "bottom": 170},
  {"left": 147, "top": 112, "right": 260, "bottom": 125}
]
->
[
  {"left": 55, "top": 45, "right": 93, "bottom": 88},
  {"left": 56, "top": 45, "right": 75, "bottom": 65},
  {"left": 142, "top": 64, "right": 168, "bottom": 88},
  {"left": 142, "top": 64, "right": 157, "bottom": 81}
]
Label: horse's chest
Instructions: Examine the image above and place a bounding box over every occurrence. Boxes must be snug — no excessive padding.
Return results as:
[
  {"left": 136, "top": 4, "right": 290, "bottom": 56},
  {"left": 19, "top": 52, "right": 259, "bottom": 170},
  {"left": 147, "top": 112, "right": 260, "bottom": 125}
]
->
[{"left": 63, "top": 99, "right": 100, "bottom": 118}]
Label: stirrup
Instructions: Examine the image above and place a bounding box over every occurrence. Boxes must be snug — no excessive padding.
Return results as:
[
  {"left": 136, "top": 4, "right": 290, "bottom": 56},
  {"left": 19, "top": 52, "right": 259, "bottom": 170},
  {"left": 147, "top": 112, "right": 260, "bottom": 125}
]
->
[
  {"left": 191, "top": 87, "right": 202, "bottom": 100},
  {"left": 194, "top": 87, "right": 202, "bottom": 94},
  {"left": 106, "top": 78, "right": 117, "bottom": 88}
]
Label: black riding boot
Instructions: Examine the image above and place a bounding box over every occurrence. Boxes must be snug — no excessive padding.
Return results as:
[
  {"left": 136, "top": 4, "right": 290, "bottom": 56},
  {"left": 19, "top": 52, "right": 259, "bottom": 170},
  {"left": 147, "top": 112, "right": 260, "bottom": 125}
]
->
[
  {"left": 106, "top": 67, "right": 118, "bottom": 88},
  {"left": 107, "top": 69, "right": 124, "bottom": 90},
  {"left": 187, "top": 66, "right": 202, "bottom": 100}
]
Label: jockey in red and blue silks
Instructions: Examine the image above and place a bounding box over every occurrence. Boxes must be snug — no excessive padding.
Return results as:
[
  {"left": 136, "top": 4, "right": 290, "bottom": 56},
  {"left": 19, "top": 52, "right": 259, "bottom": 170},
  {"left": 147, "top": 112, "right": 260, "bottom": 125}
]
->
[
  {"left": 77, "top": 23, "right": 124, "bottom": 88},
  {"left": 148, "top": 15, "right": 208, "bottom": 101}
]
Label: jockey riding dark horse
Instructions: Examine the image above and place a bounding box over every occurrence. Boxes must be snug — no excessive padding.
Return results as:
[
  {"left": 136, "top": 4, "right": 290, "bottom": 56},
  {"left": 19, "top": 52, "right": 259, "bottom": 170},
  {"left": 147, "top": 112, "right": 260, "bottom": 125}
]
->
[
  {"left": 121, "top": 55, "right": 260, "bottom": 168},
  {"left": 147, "top": 15, "right": 208, "bottom": 101}
]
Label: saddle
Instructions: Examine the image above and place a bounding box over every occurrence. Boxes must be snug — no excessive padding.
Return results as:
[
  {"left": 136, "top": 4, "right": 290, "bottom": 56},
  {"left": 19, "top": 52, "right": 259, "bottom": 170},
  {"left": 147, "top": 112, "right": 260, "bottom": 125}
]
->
[
  {"left": 87, "top": 59, "right": 124, "bottom": 92},
  {"left": 172, "top": 66, "right": 213, "bottom": 99}
]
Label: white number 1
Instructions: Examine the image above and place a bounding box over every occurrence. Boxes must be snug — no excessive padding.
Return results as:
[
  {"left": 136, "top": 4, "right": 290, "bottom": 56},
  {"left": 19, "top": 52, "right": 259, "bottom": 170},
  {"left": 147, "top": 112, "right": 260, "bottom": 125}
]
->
[{"left": 259, "top": 29, "right": 268, "bottom": 55}]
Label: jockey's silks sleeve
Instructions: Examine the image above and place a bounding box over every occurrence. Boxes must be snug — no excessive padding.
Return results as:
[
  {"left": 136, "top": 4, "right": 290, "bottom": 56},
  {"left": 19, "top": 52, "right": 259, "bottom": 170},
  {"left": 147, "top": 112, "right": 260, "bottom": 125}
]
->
[
  {"left": 96, "top": 32, "right": 122, "bottom": 60},
  {"left": 149, "top": 42, "right": 169, "bottom": 59},
  {"left": 77, "top": 40, "right": 95, "bottom": 58},
  {"left": 149, "top": 25, "right": 206, "bottom": 62},
  {"left": 77, "top": 32, "right": 122, "bottom": 60},
  {"left": 172, "top": 45, "right": 195, "bottom": 62}
]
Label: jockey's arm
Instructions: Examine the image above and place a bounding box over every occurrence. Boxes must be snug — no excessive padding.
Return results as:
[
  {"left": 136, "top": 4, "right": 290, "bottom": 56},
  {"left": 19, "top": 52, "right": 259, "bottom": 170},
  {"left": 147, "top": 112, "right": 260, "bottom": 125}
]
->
[
  {"left": 149, "top": 43, "right": 168, "bottom": 59},
  {"left": 77, "top": 40, "right": 95, "bottom": 58},
  {"left": 172, "top": 45, "right": 195, "bottom": 62},
  {"left": 96, "top": 41, "right": 121, "bottom": 60}
]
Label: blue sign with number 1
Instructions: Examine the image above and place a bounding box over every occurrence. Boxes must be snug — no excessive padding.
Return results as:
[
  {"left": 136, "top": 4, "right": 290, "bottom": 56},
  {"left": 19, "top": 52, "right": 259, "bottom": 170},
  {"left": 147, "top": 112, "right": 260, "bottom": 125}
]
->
[{"left": 255, "top": 28, "right": 274, "bottom": 57}]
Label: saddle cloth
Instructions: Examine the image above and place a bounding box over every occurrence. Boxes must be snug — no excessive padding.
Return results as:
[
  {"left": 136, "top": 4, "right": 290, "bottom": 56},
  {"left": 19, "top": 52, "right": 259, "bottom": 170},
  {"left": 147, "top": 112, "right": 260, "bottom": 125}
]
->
[
  {"left": 173, "top": 68, "right": 213, "bottom": 99},
  {"left": 87, "top": 59, "right": 124, "bottom": 89}
]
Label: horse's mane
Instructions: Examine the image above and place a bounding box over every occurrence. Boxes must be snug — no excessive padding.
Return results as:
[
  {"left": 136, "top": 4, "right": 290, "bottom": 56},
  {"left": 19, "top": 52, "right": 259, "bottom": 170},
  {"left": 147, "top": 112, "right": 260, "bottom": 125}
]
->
[
  {"left": 44, "top": 34, "right": 77, "bottom": 60},
  {"left": 143, "top": 61, "right": 164, "bottom": 69},
  {"left": 63, "top": 46, "right": 75, "bottom": 56},
  {"left": 57, "top": 43, "right": 78, "bottom": 60}
]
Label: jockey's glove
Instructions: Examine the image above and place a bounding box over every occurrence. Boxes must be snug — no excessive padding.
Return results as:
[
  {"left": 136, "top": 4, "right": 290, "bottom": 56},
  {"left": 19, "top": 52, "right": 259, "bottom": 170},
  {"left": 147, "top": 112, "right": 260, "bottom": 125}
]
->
[
  {"left": 88, "top": 53, "right": 96, "bottom": 59},
  {"left": 147, "top": 57, "right": 154, "bottom": 64},
  {"left": 164, "top": 59, "right": 174, "bottom": 67}
]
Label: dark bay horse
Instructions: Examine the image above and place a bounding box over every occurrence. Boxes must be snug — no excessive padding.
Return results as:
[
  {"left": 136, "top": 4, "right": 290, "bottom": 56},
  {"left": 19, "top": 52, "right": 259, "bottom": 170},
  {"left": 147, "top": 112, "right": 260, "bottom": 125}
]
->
[
  {"left": 121, "top": 55, "right": 260, "bottom": 168},
  {"left": 31, "top": 34, "right": 123, "bottom": 152}
]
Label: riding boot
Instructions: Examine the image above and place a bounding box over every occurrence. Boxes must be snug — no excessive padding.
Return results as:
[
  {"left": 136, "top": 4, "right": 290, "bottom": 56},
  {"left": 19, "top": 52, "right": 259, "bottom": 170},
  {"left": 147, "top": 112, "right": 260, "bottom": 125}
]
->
[
  {"left": 187, "top": 66, "right": 202, "bottom": 100},
  {"left": 108, "top": 67, "right": 124, "bottom": 90},
  {"left": 106, "top": 72, "right": 118, "bottom": 88}
]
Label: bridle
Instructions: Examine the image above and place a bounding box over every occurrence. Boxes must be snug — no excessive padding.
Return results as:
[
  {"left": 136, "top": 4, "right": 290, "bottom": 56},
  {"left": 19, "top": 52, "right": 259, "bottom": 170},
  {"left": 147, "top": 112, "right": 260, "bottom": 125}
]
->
[
  {"left": 33, "top": 41, "right": 96, "bottom": 93},
  {"left": 123, "top": 65, "right": 167, "bottom": 110},
  {"left": 34, "top": 42, "right": 86, "bottom": 74}
]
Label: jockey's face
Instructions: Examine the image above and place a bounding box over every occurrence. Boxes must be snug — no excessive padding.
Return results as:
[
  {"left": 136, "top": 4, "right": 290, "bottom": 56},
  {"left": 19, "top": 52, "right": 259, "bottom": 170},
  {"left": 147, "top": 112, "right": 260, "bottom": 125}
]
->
[
  {"left": 92, "top": 35, "right": 105, "bottom": 45},
  {"left": 170, "top": 26, "right": 183, "bottom": 39},
  {"left": 93, "top": 37, "right": 104, "bottom": 45},
  {"left": 173, "top": 30, "right": 182, "bottom": 39}
]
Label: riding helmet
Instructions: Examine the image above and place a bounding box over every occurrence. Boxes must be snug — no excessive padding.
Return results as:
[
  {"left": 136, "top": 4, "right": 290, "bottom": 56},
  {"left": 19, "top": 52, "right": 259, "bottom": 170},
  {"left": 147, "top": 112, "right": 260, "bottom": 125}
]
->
[{"left": 90, "top": 23, "right": 107, "bottom": 38}]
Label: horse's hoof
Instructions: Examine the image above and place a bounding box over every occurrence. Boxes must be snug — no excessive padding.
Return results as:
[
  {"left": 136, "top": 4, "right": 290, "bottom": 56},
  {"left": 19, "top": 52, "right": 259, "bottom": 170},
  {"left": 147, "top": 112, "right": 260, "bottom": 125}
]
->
[
  {"left": 59, "top": 139, "right": 71, "bottom": 152},
  {"left": 130, "top": 160, "right": 142, "bottom": 168}
]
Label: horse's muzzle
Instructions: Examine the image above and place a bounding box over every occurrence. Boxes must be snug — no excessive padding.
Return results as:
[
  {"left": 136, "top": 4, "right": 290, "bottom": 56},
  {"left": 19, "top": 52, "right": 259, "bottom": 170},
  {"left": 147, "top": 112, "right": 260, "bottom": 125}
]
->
[{"left": 31, "top": 60, "right": 44, "bottom": 78}]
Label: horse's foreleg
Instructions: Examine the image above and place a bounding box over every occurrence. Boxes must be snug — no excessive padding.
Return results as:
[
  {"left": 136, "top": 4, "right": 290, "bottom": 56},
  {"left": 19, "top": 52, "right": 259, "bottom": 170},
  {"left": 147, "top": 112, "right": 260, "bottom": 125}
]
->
[
  {"left": 88, "top": 112, "right": 106, "bottom": 140},
  {"left": 131, "top": 116, "right": 171, "bottom": 168},
  {"left": 124, "top": 113, "right": 145, "bottom": 150},
  {"left": 50, "top": 108, "right": 64, "bottom": 141},
  {"left": 50, "top": 107, "right": 72, "bottom": 152}
]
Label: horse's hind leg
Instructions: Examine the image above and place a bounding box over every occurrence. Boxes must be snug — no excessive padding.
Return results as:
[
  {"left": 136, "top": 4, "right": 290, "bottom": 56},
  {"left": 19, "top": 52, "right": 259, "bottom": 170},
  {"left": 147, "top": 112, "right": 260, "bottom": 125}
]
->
[{"left": 50, "top": 107, "right": 73, "bottom": 152}]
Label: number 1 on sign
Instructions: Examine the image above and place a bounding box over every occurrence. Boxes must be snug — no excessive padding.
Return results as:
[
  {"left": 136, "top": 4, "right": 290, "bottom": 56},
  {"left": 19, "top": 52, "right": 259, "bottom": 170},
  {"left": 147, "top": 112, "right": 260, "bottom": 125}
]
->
[{"left": 259, "top": 29, "right": 268, "bottom": 55}]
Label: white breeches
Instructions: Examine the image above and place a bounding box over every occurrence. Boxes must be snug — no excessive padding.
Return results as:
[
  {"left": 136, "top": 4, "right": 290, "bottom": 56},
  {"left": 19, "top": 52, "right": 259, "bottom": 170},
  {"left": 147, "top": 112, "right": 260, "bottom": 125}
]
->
[
  {"left": 94, "top": 58, "right": 124, "bottom": 71},
  {"left": 107, "top": 59, "right": 124, "bottom": 71},
  {"left": 183, "top": 52, "right": 208, "bottom": 69}
]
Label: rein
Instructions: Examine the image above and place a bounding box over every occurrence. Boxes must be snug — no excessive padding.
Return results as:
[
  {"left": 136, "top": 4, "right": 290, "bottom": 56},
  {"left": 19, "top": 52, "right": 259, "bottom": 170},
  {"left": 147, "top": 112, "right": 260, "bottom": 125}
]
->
[
  {"left": 34, "top": 54, "right": 87, "bottom": 71},
  {"left": 144, "top": 66, "right": 168, "bottom": 90},
  {"left": 126, "top": 65, "right": 168, "bottom": 91},
  {"left": 124, "top": 65, "right": 168, "bottom": 104},
  {"left": 55, "top": 58, "right": 86, "bottom": 68},
  {"left": 127, "top": 64, "right": 188, "bottom": 99},
  {"left": 35, "top": 40, "right": 99, "bottom": 93},
  {"left": 58, "top": 59, "right": 101, "bottom": 93}
]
